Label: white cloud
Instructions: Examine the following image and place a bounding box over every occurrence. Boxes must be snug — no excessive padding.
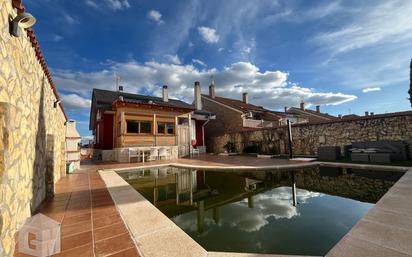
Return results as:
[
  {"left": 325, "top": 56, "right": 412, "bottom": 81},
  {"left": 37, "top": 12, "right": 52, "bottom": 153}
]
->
[
  {"left": 147, "top": 10, "right": 164, "bottom": 24},
  {"left": 85, "top": 0, "right": 98, "bottom": 9},
  {"left": 311, "top": 1, "right": 412, "bottom": 55},
  {"left": 50, "top": 34, "right": 63, "bottom": 42},
  {"left": 362, "top": 87, "right": 381, "bottom": 93},
  {"left": 198, "top": 26, "right": 220, "bottom": 44},
  {"left": 54, "top": 60, "right": 356, "bottom": 111},
  {"left": 60, "top": 94, "right": 91, "bottom": 109},
  {"left": 218, "top": 47, "right": 224, "bottom": 52},
  {"left": 164, "top": 54, "right": 181, "bottom": 65},
  {"left": 106, "top": 0, "right": 130, "bottom": 10},
  {"left": 192, "top": 59, "right": 207, "bottom": 67},
  {"left": 64, "top": 14, "right": 77, "bottom": 25},
  {"left": 85, "top": 0, "right": 130, "bottom": 10},
  {"left": 173, "top": 187, "right": 322, "bottom": 234}
]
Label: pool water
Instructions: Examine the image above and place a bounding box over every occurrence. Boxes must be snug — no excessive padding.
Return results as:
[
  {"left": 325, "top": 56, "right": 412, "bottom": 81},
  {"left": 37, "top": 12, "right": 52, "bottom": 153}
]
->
[{"left": 118, "top": 166, "right": 402, "bottom": 255}]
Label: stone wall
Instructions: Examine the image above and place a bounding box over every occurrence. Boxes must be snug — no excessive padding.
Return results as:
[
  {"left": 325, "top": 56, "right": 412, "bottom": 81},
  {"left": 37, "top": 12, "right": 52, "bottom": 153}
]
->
[
  {"left": 0, "top": 1, "right": 67, "bottom": 256},
  {"left": 209, "top": 112, "right": 412, "bottom": 157}
]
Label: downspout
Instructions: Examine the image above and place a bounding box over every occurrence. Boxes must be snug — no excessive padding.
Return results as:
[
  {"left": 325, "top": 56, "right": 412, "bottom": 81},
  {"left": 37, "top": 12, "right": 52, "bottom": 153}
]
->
[{"left": 202, "top": 117, "right": 212, "bottom": 148}]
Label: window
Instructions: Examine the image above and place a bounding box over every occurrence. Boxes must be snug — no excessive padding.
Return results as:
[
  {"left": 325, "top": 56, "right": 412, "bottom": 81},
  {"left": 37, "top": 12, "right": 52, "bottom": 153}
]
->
[
  {"left": 126, "top": 120, "right": 152, "bottom": 134},
  {"left": 157, "top": 122, "right": 174, "bottom": 135},
  {"left": 166, "top": 123, "right": 174, "bottom": 134},
  {"left": 126, "top": 120, "right": 139, "bottom": 133},
  {"left": 157, "top": 122, "right": 166, "bottom": 134},
  {"left": 140, "top": 121, "right": 152, "bottom": 133}
]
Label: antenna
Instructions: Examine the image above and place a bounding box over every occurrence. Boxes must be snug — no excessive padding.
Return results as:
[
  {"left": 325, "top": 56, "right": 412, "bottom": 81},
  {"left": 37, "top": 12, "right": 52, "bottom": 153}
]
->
[
  {"left": 115, "top": 73, "right": 122, "bottom": 92},
  {"left": 210, "top": 75, "right": 215, "bottom": 85}
]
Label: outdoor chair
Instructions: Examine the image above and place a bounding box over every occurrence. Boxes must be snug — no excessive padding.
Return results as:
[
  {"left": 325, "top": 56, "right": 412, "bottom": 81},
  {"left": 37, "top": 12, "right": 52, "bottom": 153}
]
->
[
  {"left": 190, "top": 146, "right": 200, "bottom": 157},
  {"left": 147, "top": 148, "right": 159, "bottom": 161},
  {"left": 128, "top": 148, "right": 142, "bottom": 163},
  {"left": 158, "top": 147, "right": 171, "bottom": 160},
  {"left": 190, "top": 139, "right": 200, "bottom": 157}
]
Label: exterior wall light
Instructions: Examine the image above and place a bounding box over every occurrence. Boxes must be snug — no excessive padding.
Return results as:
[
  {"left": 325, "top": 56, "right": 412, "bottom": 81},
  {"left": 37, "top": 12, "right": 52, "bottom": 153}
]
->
[
  {"left": 10, "top": 12, "right": 37, "bottom": 37},
  {"left": 54, "top": 100, "right": 61, "bottom": 108}
]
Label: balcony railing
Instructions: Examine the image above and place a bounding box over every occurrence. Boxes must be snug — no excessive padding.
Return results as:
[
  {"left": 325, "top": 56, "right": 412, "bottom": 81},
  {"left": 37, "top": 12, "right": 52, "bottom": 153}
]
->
[{"left": 243, "top": 119, "right": 278, "bottom": 128}]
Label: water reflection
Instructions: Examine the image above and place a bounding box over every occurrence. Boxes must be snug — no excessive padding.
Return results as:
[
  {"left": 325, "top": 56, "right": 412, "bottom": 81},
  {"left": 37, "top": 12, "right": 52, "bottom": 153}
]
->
[{"left": 119, "top": 166, "right": 403, "bottom": 255}]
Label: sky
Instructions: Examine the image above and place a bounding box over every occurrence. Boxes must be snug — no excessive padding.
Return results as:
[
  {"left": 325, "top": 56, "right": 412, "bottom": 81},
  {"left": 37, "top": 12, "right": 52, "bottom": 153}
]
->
[{"left": 25, "top": 0, "right": 412, "bottom": 138}]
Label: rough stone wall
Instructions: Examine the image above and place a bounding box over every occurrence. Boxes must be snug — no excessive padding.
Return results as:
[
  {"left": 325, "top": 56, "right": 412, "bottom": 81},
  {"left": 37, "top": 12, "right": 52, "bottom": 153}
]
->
[
  {"left": 0, "top": 1, "right": 67, "bottom": 256},
  {"left": 209, "top": 113, "right": 412, "bottom": 157}
]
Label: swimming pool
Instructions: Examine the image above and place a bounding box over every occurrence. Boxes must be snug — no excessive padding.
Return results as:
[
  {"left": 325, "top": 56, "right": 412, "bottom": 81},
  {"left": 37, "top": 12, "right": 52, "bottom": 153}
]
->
[{"left": 118, "top": 166, "right": 403, "bottom": 255}]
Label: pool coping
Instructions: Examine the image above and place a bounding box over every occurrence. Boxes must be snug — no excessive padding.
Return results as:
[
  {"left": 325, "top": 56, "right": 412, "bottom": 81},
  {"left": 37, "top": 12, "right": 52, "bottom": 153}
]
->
[{"left": 99, "top": 162, "right": 412, "bottom": 257}]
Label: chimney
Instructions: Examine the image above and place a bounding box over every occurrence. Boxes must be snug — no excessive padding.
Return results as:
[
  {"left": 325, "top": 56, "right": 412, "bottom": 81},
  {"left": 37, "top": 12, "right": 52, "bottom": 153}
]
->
[
  {"left": 300, "top": 102, "right": 305, "bottom": 110},
  {"left": 284, "top": 106, "right": 288, "bottom": 113},
  {"left": 209, "top": 83, "right": 215, "bottom": 98},
  {"left": 316, "top": 105, "right": 320, "bottom": 113},
  {"left": 370, "top": 112, "right": 374, "bottom": 116},
  {"left": 365, "top": 111, "right": 369, "bottom": 116},
  {"left": 409, "top": 58, "right": 412, "bottom": 107},
  {"left": 118, "top": 85, "right": 123, "bottom": 91},
  {"left": 242, "top": 92, "right": 249, "bottom": 104},
  {"left": 338, "top": 114, "right": 342, "bottom": 119},
  {"left": 162, "top": 85, "right": 168, "bottom": 102},
  {"left": 194, "top": 81, "right": 202, "bottom": 110}
]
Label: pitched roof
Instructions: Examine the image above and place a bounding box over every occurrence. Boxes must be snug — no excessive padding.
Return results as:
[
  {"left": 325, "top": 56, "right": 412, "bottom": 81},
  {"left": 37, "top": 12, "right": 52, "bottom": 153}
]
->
[
  {"left": 288, "top": 107, "right": 338, "bottom": 120},
  {"left": 93, "top": 88, "right": 194, "bottom": 110},
  {"left": 202, "top": 94, "right": 271, "bottom": 113}
]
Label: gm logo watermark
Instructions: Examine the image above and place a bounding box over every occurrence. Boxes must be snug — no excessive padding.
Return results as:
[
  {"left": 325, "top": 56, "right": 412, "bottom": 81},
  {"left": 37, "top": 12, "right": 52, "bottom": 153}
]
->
[{"left": 18, "top": 213, "right": 61, "bottom": 257}]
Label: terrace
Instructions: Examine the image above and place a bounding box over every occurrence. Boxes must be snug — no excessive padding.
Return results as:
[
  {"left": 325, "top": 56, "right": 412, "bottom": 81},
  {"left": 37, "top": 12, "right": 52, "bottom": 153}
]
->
[{"left": 14, "top": 154, "right": 412, "bottom": 257}]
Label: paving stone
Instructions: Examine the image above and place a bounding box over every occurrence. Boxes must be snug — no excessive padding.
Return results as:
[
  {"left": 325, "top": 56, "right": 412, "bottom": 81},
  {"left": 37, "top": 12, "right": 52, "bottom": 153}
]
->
[
  {"left": 137, "top": 226, "right": 207, "bottom": 257},
  {"left": 348, "top": 220, "right": 412, "bottom": 255}
]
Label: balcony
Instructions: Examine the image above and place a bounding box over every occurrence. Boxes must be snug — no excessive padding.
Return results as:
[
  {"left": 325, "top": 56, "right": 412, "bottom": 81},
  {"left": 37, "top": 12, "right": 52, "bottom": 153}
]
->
[{"left": 243, "top": 118, "right": 278, "bottom": 128}]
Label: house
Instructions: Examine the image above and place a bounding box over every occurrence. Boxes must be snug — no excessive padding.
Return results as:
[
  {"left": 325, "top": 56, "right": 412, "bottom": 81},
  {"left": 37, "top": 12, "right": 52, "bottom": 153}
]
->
[
  {"left": 89, "top": 84, "right": 214, "bottom": 162},
  {"left": 286, "top": 102, "right": 338, "bottom": 123},
  {"left": 200, "top": 82, "right": 315, "bottom": 138},
  {"left": 65, "top": 120, "right": 81, "bottom": 171},
  {"left": 200, "top": 82, "right": 283, "bottom": 137}
]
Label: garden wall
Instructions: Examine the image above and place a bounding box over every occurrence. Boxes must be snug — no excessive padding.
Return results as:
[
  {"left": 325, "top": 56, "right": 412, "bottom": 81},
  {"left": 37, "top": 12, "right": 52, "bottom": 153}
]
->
[
  {"left": 208, "top": 112, "right": 412, "bottom": 158},
  {"left": 0, "top": 1, "right": 67, "bottom": 256}
]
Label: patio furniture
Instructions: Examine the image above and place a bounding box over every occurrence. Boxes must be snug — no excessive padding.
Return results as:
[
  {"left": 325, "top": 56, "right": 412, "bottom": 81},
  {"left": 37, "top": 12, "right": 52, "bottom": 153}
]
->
[
  {"left": 317, "top": 146, "right": 341, "bottom": 161},
  {"left": 158, "top": 147, "right": 170, "bottom": 160},
  {"left": 369, "top": 153, "right": 391, "bottom": 163},
  {"left": 190, "top": 139, "right": 200, "bottom": 157},
  {"left": 351, "top": 153, "right": 370, "bottom": 162},
  {"left": 190, "top": 146, "right": 200, "bottom": 157},
  {"left": 351, "top": 141, "right": 408, "bottom": 161},
  {"left": 128, "top": 148, "right": 142, "bottom": 163},
  {"left": 147, "top": 148, "right": 159, "bottom": 162}
]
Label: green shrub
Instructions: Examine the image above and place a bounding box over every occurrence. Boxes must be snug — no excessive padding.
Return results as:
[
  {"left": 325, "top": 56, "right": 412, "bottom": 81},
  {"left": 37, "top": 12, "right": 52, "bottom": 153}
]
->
[{"left": 223, "top": 141, "right": 236, "bottom": 153}]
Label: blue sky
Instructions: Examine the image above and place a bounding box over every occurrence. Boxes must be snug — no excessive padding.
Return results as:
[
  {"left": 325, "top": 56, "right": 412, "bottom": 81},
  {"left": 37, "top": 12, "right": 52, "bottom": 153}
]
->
[{"left": 25, "top": 0, "right": 412, "bottom": 137}]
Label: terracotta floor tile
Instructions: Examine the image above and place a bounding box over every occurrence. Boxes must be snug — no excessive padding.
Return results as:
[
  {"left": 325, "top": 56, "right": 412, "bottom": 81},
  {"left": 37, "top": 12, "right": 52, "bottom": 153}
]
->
[
  {"left": 94, "top": 223, "right": 128, "bottom": 242},
  {"left": 61, "top": 220, "right": 92, "bottom": 238},
  {"left": 95, "top": 233, "right": 134, "bottom": 257},
  {"left": 62, "top": 212, "right": 91, "bottom": 227},
  {"left": 61, "top": 230, "right": 92, "bottom": 252},
  {"left": 93, "top": 213, "right": 123, "bottom": 228},
  {"left": 106, "top": 247, "right": 140, "bottom": 257},
  {"left": 93, "top": 206, "right": 119, "bottom": 220},
  {"left": 15, "top": 172, "right": 140, "bottom": 257},
  {"left": 58, "top": 243, "right": 93, "bottom": 257},
  {"left": 64, "top": 207, "right": 91, "bottom": 218}
]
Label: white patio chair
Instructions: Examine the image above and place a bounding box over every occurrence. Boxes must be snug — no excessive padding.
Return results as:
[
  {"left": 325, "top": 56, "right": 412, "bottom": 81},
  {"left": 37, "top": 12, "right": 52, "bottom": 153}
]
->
[
  {"left": 128, "top": 148, "right": 142, "bottom": 163},
  {"left": 190, "top": 146, "right": 200, "bottom": 157},
  {"left": 158, "top": 147, "right": 170, "bottom": 160},
  {"left": 147, "top": 148, "right": 159, "bottom": 162}
]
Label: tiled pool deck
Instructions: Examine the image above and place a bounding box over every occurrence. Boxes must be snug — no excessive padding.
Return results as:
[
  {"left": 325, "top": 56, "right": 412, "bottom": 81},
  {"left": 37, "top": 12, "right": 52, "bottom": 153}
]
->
[
  {"left": 14, "top": 172, "right": 140, "bottom": 257},
  {"left": 14, "top": 155, "right": 412, "bottom": 257}
]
